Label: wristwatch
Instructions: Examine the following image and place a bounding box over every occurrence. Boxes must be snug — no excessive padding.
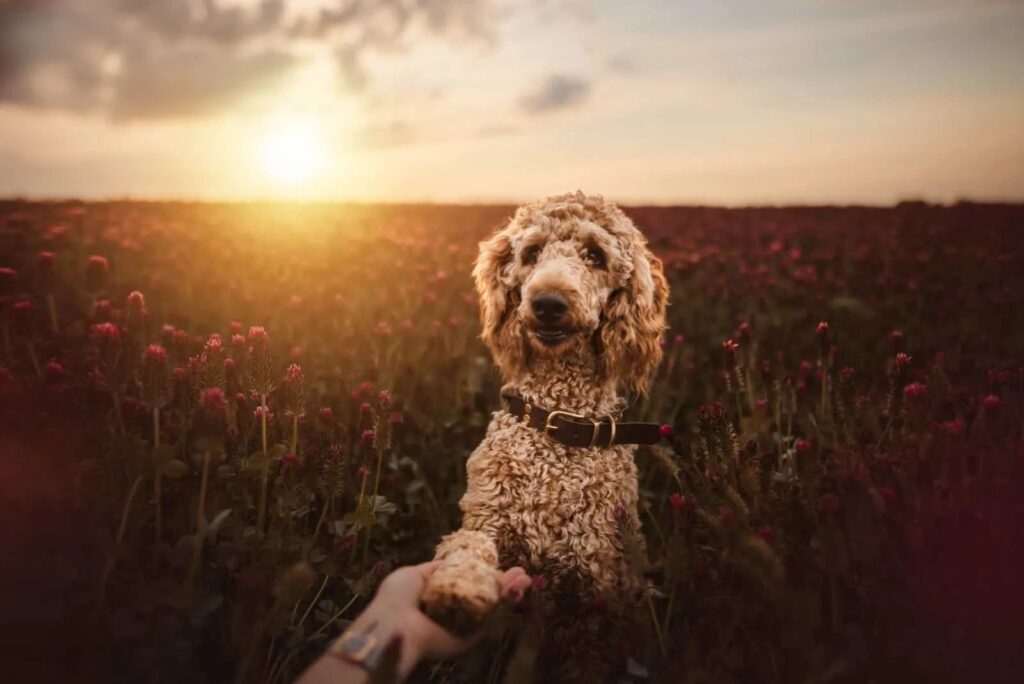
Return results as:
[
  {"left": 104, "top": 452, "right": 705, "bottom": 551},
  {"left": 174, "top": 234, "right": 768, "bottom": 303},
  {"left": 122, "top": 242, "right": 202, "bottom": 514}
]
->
[{"left": 329, "top": 620, "right": 383, "bottom": 671}]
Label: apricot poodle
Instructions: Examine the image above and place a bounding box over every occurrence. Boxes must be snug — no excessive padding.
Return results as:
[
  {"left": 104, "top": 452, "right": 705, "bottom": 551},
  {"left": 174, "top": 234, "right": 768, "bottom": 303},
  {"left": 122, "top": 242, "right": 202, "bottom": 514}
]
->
[{"left": 420, "top": 191, "right": 669, "bottom": 680}]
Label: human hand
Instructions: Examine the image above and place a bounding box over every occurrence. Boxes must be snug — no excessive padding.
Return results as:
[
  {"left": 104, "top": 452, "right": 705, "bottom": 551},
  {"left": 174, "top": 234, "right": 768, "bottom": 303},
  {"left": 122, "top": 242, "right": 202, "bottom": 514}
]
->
[{"left": 349, "top": 561, "right": 531, "bottom": 679}]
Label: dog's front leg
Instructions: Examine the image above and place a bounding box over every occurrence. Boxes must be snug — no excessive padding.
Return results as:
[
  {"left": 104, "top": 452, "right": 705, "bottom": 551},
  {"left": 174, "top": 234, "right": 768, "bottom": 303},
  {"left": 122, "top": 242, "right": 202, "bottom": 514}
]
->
[{"left": 420, "top": 527, "right": 502, "bottom": 635}]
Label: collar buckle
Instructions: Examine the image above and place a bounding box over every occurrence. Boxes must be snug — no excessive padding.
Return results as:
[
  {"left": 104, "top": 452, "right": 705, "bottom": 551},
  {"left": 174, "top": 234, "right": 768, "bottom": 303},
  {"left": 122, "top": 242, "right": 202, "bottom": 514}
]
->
[{"left": 545, "top": 410, "right": 603, "bottom": 448}]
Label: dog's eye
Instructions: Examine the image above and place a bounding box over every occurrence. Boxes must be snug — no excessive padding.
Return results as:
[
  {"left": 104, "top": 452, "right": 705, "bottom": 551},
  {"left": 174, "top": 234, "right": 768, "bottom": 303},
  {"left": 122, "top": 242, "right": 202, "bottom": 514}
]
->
[
  {"left": 521, "top": 245, "right": 541, "bottom": 265},
  {"left": 585, "top": 246, "right": 606, "bottom": 269}
]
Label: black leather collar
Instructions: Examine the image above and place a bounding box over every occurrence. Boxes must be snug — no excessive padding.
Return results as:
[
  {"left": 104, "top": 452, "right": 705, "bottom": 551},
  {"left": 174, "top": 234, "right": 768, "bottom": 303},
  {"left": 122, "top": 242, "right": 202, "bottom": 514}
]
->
[{"left": 501, "top": 393, "right": 662, "bottom": 449}]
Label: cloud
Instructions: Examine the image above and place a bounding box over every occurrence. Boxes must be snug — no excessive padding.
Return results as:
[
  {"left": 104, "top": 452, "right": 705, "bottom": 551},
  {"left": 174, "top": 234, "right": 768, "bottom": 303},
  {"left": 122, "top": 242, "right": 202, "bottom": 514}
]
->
[
  {"left": 0, "top": 0, "right": 498, "bottom": 120},
  {"left": 606, "top": 53, "right": 637, "bottom": 74},
  {"left": 476, "top": 124, "right": 519, "bottom": 138},
  {"left": 112, "top": 47, "right": 295, "bottom": 120},
  {"left": 519, "top": 74, "right": 590, "bottom": 114},
  {"left": 357, "top": 119, "right": 418, "bottom": 149}
]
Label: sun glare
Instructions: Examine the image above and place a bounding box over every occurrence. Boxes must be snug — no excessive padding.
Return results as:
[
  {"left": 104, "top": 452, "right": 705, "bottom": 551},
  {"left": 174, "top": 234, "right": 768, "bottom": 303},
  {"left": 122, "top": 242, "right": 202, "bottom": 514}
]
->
[{"left": 258, "top": 118, "right": 324, "bottom": 187}]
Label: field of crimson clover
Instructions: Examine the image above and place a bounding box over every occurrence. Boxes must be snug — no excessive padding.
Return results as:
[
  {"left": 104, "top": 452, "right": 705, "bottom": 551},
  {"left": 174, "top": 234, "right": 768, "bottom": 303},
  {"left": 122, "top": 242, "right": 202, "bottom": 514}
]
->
[{"left": 1, "top": 200, "right": 1022, "bottom": 683}]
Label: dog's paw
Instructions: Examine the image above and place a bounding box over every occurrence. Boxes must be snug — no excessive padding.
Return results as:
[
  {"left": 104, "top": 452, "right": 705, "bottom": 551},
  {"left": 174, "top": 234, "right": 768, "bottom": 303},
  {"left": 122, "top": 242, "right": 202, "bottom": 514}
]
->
[{"left": 420, "top": 557, "right": 501, "bottom": 636}]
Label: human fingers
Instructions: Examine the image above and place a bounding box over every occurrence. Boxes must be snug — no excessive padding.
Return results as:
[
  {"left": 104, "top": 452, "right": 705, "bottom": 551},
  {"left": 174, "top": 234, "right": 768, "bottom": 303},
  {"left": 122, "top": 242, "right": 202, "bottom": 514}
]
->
[
  {"left": 377, "top": 561, "right": 444, "bottom": 606},
  {"left": 499, "top": 567, "right": 531, "bottom": 602}
]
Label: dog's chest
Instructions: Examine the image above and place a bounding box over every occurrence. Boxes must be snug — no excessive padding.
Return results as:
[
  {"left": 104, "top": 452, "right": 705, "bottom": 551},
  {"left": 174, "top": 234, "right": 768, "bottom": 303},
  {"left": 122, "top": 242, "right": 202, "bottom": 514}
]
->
[{"left": 474, "top": 418, "right": 639, "bottom": 578}]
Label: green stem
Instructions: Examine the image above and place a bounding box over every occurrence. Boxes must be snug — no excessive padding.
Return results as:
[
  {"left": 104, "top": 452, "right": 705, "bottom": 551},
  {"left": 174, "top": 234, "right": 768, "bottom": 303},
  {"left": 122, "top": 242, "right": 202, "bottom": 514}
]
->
[
  {"left": 46, "top": 293, "right": 58, "bottom": 335},
  {"left": 364, "top": 444, "right": 386, "bottom": 563},
  {"left": 111, "top": 389, "right": 125, "bottom": 436},
  {"left": 647, "top": 590, "right": 667, "bottom": 656},
  {"left": 311, "top": 496, "right": 330, "bottom": 547},
  {"left": 643, "top": 504, "right": 667, "bottom": 545},
  {"left": 184, "top": 451, "right": 212, "bottom": 594},
  {"left": 256, "top": 393, "right": 269, "bottom": 532},
  {"left": 96, "top": 474, "right": 143, "bottom": 612},
  {"left": 2, "top": 322, "right": 11, "bottom": 362},
  {"left": 663, "top": 582, "right": 677, "bottom": 636},
  {"left": 296, "top": 574, "right": 330, "bottom": 629},
  {"left": 153, "top": 408, "right": 162, "bottom": 557},
  {"left": 27, "top": 340, "right": 41, "bottom": 378},
  {"left": 353, "top": 471, "right": 368, "bottom": 554},
  {"left": 290, "top": 414, "right": 298, "bottom": 455},
  {"left": 309, "top": 594, "right": 360, "bottom": 639}
]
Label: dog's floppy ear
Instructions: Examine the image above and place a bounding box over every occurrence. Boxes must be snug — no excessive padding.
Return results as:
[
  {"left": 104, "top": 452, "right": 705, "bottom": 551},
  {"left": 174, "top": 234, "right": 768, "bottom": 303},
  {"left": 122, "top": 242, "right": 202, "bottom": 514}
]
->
[
  {"left": 599, "top": 235, "right": 668, "bottom": 395},
  {"left": 473, "top": 225, "right": 527, "bottom": 379}
]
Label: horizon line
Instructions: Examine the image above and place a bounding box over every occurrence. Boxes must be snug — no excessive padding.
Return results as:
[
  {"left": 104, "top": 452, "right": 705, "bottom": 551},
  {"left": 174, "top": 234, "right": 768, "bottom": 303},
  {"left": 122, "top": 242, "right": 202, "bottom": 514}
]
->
[{"left": 2, "top": 194, "right": 1022, "bottom": 209}]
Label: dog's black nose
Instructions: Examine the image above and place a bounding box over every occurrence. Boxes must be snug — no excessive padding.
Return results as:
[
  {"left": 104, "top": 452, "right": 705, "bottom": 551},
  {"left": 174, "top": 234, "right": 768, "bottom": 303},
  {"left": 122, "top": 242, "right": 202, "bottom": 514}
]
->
[{"left": 531, "top": 292, "right": 568, "bottom": 325}]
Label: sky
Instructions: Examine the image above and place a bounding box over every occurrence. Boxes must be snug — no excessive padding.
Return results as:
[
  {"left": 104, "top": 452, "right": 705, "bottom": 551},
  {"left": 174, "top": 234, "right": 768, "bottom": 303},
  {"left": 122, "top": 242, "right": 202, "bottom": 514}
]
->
[{"left": 0, "top": 0, "right": 1022, "bottom": 204}]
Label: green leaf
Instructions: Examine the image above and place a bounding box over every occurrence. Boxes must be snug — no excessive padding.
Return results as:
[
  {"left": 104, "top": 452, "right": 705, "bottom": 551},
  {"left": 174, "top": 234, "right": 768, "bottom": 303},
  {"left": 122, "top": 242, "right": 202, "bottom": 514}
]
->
[
  {"left": 342, "top": 508, "right": 376, "bottom": 531},
  {"left": 268, "top": 444, "right": 287, "bottom": 462},
  {"left": 152, "top": 444, "right": 175, "bottom": 466},
  {"left": 370, "top": 495, "right": 397, "bottom": 516},
  {"left": 828, "top": 296, "right": 875, "bottom": 320},
  {"left": 244, "top": 452, "right": 268, "bottom": 472},
  {"left": 206, "top": 509, "right": 233, "bottom": 537},
  {"left": 160, "top": 459, "right": 189, "bottom": 478}
]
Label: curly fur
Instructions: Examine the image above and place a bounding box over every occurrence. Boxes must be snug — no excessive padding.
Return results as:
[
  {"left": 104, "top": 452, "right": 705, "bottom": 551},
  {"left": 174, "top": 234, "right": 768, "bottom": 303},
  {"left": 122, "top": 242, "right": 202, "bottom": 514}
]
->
[{"left": 421, "top": 191, "right": 669, "bottom": 680}]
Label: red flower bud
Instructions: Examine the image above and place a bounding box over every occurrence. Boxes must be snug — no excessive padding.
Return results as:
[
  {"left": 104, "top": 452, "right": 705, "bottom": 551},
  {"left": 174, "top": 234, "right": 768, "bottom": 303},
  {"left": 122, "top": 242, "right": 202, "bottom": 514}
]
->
[
  {"left": 93, "top": 299, "right": 112, "bottom": 321},
  {"left": 668, "top": 493, "right": 694, "bottom": 511},
  {"left": 36, "top": 251, "right": 55, "bottom": 281},
  {"left": 201, "top": 386, "right": 226, "bottom": 412},
  {"left": 938, "top": 418, "right": 963, "bottom": 437},
  {"left": 127, "top": 290, "right": 146, "bottom": 315},
  {"left": 818, "top": 493, "right": 841, "bottom": 515},
  {"left": 85, "top": 255, "right": 109, "bottom": 292},
  {"left": 145, "top": 343, "right": 167, "bottom": 365},
  {"left": 0, "top": 266, "right": 17, "bottom": 296},
  {"left": 719, "top": 506, "right": 737, "bottom": 526},
  {"left": 44, "top": 359, "right": 67, "bottom": 385},
  {"left": 90, "top": 321, "right": 120, "bottom": 344},
  {"left": 889, "top": 329, "right": 905, "bottom": 353},
  {"left": 903, "top": 382, "right": 927, "bottom": 400},
  {"left": 816, "top": 321, "right": 830, "bottom": 354},
  {"left": 247, "top": 326, "right": 269, "bottom": 345}
]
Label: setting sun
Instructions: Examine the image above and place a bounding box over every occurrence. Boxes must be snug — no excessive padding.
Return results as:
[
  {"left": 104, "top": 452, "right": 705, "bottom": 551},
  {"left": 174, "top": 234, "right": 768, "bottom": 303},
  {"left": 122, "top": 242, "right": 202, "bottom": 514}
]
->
[{"left": 258, "top": 118, "right": 324, "bottom": 186}]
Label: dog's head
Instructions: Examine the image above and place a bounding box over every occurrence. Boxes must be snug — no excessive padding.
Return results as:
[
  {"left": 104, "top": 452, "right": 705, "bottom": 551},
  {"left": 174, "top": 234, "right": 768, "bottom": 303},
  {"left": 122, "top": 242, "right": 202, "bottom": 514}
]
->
[{"left": 474, "top": 191, "right": 668, "bottom": 394}]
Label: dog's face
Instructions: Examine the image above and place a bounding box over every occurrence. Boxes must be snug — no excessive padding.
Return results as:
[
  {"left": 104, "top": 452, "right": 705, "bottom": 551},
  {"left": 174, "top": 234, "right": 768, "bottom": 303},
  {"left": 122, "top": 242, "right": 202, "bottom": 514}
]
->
[{"left": 474, "top": 192, "right": 668, "bottom": 394}]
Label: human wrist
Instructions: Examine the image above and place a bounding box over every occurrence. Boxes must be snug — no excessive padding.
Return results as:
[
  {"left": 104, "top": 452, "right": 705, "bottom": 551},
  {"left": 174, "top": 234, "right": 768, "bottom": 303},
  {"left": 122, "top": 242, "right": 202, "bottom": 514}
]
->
[{"left": 347, "top": 598, "right": 425, "bottom": 679}]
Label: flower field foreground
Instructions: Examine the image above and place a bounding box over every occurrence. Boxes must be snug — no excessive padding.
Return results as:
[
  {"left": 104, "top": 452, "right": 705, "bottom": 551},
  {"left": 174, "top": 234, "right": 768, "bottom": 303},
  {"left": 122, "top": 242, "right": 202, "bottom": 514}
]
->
[{"left": 1, "top": 200, "right": 1022, "bottom": 683}]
